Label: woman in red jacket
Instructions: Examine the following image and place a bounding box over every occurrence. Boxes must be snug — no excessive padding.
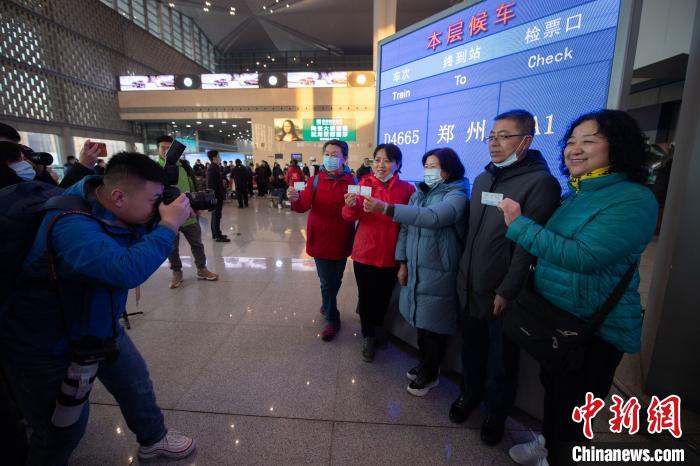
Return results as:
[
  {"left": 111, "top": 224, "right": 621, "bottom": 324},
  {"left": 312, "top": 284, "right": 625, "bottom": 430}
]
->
[
  {"left": 288, "top": 140, "right": 356, "bottom": 342},
  {"left": 285, "top": 159, "right": 305, "bottom": 186},
  {"left": 342, "top": 144, "right": 415, "bottom": 362}
]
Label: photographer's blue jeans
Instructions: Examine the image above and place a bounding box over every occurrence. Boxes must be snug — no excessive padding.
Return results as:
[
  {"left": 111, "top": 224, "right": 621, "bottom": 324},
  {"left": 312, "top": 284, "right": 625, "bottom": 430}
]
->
[
  {"left": 314, "top": 258, "right": 346, "bottom": 324},
  {"left": 0, "top": 328, "right": 166, "bottom": 466}
]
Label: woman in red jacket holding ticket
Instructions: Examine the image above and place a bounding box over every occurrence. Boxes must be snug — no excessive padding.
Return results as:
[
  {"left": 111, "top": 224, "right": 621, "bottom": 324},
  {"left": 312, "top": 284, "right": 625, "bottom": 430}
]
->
[
  {"left": 342, "top": 144, "right": 415, "bottom": 362},
  {"left": 288, "top": 139, "right": 356, "bottom": 342}
]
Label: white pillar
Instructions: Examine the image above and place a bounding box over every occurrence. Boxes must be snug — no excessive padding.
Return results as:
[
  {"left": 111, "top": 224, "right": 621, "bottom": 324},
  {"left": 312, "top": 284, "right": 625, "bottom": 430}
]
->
[{"left": 373, "top": 0, "right": 397, "bottom": 73}]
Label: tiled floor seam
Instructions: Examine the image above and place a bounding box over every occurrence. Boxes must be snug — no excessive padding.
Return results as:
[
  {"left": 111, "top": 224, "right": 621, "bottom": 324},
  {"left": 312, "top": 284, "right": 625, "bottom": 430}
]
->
[
  {"left": 90, "top": 401, "right": 520, "bottom": 431},
  {"left": 169, "top": 323, "right": 240, "bottom": 408}
]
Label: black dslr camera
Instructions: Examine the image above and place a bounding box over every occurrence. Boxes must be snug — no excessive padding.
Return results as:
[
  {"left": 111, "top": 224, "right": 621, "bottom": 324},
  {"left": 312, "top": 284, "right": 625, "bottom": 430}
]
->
[
  {"left": 162, "top": 140, "right": 217, "bottom": 211},
  {"left": 161, "top": 185, "right": 217, "bottom": 211}
]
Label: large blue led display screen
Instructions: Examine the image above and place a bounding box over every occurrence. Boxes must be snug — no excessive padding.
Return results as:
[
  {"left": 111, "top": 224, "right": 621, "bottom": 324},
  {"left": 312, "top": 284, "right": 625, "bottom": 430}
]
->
[{"left": 377, "top": 0, "right": 623, "bottom": 183}]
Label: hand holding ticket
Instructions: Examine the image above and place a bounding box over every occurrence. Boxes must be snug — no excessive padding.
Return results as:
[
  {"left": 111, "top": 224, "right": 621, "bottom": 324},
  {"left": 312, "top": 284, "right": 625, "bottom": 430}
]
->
[
  {"left": 347, "top": 185, "right": 360, "bottom": 195},
  {"left": 481, "top": 191, "right": 504, "bottom": 206}
]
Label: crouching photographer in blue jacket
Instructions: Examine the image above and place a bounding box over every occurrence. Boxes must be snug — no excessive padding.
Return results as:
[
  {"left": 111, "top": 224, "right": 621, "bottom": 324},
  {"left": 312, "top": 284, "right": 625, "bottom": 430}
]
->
[{"left": 0, "top": 153, "right": 197, "bottom": 465}]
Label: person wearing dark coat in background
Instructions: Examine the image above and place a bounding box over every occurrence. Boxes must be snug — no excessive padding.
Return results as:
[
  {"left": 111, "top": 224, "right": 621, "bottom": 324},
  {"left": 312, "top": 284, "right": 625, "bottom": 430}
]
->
[
  {"left": 255, "top": 163, "right": 269, "bottom": 196},
  {"left": 356, "top": 157, "right": 373, "bottom": 180},
  {"left": 0, "top": 127, "right": 30, "bottom": 465},
  {"left": 273, "top": 162, "right": 283, "bottom": 179},
  {"left": 193, "top": 159, "right": 205, "bottom": 177},
  {"left": 231, "top": 159, "right": 249, "bottom": 208},
  {"left": 206, "top": 150, "right": 230, "bottom": 242},
  {"left": 452, "top": 110, "right": 561, "bottom": 447},
  {"left": 302, "top": 163, "right": 311, "bottom": 179},
  {"left": 0, "top": 141, "right": 25, "bottom": 189},
  {"left": 94, "top": 159, "right": 106, "bottom": 175},
  {"left": 63, "top": 155, "right": 77, "bottom": 174},
  {"left": 246, "top": 163, "right": 255, "bottom": 196}
]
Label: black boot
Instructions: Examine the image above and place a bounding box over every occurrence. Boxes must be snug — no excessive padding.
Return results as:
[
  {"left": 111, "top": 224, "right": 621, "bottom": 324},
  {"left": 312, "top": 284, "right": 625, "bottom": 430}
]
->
[
  {"left": 480, "top": 416, "right": 505, "bottom": 446},
  {"left": 449, "top": 393, "right": 479, "bottom": 424}
]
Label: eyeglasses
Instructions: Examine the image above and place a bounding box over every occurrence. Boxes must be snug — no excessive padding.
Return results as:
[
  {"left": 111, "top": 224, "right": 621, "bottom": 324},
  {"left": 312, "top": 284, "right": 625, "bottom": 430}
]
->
[{"left": 485, "top": 134, "right": 528, "bottom": 143}]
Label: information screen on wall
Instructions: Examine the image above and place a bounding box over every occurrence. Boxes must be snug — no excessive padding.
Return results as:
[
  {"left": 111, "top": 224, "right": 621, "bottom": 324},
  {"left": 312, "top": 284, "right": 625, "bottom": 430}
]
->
[
  {"left": 287, "top": 72, "right": 348, "bottom": 88},
  {"left": 377, "top": 0, "right": 629, "bottom": 183},
  {"left": 119, "top": 75, "right": 175, "bottom": 91},
  {"left": 303, "top": 118, "right": 357, "bottom": 141},
  {"left": 201, "top": 73, "right": 259, "bottom": 89}
]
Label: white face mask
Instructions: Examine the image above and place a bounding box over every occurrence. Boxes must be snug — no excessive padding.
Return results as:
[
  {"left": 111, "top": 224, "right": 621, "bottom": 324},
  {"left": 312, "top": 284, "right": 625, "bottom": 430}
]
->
[
  {"left": 493, "top": 137, "right": 527, "bottom": 168},
  {"left": 423, "top": 168, "right": 442, "bottom": 187},
  {"left": 9, "top": 160, "right": 36, "bottom": 181},
  {"left": 376, "top": 172, "right": 393, "bottom": 183}
]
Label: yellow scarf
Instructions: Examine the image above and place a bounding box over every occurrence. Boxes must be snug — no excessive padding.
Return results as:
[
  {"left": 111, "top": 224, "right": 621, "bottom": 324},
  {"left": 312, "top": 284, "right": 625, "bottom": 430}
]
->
[{"left": 570, "top": 166, "right": 612, "bottom": 191}]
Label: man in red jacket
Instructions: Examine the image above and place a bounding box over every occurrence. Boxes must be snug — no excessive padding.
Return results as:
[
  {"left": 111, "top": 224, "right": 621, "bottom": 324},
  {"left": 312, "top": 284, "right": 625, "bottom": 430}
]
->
[{"left": 288, "top": 140, "right": 355, "bottom": 341}]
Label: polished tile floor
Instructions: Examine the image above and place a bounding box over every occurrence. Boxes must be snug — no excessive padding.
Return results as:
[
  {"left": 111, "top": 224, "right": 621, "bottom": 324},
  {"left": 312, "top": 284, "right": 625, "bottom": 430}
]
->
[
  {"left": 71, "top": 197, "right": 536, "bottom": 465},
  {"left": 70, "top": 198, "right": 696, "bottom": 465}
]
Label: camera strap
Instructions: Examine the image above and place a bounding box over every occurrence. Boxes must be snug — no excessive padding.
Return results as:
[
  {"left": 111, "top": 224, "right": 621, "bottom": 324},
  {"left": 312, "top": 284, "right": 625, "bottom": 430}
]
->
[{"left": 45, "top": 209, "right": 119, "bottom": 343}]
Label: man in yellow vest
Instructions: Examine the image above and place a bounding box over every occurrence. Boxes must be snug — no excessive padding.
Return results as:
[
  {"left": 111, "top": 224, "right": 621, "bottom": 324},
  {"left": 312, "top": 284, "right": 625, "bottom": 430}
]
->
[{"left": 156, "top": 136, "right": 218, "bottom": 288}]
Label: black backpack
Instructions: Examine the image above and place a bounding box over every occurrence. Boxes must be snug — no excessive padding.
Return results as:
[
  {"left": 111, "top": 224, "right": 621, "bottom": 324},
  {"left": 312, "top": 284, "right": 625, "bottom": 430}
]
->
[{"left": 0, "top": 181, "right": 90, "bottom": 306}]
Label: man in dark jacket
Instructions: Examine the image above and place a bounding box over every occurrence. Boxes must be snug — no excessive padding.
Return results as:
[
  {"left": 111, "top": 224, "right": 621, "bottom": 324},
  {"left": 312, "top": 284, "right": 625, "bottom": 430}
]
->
[
  {"left": 255, "top": 163, "right": 269, "bottom": 196},
  {"left": 231, "top": 159, "right": 249, "bottom": 207},
  {"left": 356, "top": 157, "right": 373, "bottom": 180},
  {"left": 452, "top": 110, "right": 561, "bottom": 445},
  {"left": 193, "top": 159, "right": 205, "bottom": 177},
  {"left": 206, "top": 150, "right": 230, "bottom": 242},
  {"left": 246, "top": 163, "right": 255, "bottom": 196}
]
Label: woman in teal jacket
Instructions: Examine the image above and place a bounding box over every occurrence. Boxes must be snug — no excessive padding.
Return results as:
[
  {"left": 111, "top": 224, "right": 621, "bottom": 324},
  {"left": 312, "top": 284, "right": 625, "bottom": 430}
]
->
[{"left": 499, "top": 110, "right": 658, "bottom": 466}]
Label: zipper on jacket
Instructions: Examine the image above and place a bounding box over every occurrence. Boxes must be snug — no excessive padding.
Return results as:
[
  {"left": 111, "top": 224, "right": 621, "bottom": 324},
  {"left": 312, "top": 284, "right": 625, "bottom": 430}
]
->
[{"left": 465, "top": 172, "right": 502, "bottom": 296}]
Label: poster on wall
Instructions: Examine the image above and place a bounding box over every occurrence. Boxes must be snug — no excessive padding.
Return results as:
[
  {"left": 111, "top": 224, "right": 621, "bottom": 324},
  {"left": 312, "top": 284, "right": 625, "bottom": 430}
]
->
[
  {"left": 119, "top": 75, "right": 175, "bottom": 91},
  {"left": 274, "top": 118, "right": 304, "bottom": 141},
  {"left": 287, "top": 72, "right": 348, "bottom": 88},
  {"left": 376, "top": 0, "right": 630, "bottom": 183},
  {"left": 201, "top": 73, "right": 259, "bottom": 89},
  {"left": 302, "top": 118, "right": 356, "bottom": 141}
]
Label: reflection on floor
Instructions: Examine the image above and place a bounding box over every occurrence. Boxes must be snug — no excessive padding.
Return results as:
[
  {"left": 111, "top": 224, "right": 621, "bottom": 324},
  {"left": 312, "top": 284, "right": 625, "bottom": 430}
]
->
[{"left": 70, "top": 198, "right": 695, "bottom": 465}]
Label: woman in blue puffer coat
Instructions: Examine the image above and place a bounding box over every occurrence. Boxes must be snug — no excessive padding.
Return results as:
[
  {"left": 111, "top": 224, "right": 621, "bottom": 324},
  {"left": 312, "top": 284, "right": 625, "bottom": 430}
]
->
[
  {"left": 500, "top": 110, "right": 658, "bottom": 466},
  {"left": 367, "top": 147, "right": 468, "bottom": 397}
]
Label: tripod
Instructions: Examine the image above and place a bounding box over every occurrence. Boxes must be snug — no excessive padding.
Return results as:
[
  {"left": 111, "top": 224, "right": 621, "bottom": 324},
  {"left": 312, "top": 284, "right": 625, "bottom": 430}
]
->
[
  {"left": 121, "top": 309, "right": 143, "bottom": 330},
  {"left": 121, "top": 287, "right": 144, "bottom": 329}
]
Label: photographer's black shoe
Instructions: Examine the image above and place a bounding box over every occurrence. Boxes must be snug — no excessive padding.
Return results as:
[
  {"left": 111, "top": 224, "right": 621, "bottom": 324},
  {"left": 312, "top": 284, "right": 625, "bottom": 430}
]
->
[
  {"left": 214, "top": 236, "right": 231, "bottom": 243},
  {"left": 449, "top": 393, "right": 478, "bottom": 424},
  {"left": 480, "top": 416, "right": 505, "bottom": 446}
]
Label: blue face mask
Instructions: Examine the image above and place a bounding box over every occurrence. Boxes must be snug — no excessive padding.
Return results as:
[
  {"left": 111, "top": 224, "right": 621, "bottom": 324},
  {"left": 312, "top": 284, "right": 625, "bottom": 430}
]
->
[
  {"left": 423, "top": 168, "right": 442, "bottom": 187},
  {"left": 10, "top": 160, "right": 36, "bottom": 181},
  {"left": 323, "top": 155, "right": 342, "bottom": 171},
  {"left": 493, "top": 152, "right": 518, "bottom": 168},
  {"left": 492, "top": 137, "right": 526, "bottom": 168}
]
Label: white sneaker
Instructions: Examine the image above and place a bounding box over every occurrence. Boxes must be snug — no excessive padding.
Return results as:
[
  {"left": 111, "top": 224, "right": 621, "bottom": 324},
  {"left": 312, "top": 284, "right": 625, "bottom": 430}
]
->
[
  {"left": 509, "top": 432, "right": 548, "bottom": 465},
  {"left": 406, "top": 374, "right": 439, "bottom": 397},
  {"left": 138, "top": 430, "right": 196, "bottom": 460}
]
